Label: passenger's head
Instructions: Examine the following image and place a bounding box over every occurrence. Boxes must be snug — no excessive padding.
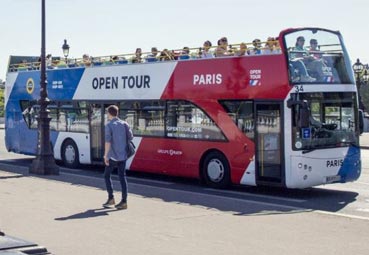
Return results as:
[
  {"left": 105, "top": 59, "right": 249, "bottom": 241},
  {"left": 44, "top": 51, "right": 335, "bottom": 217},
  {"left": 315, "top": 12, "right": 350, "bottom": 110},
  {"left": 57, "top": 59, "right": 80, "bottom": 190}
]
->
[
  {"left": 310, "top": 39, "right": 318, "bottom": 49},
  {"left": 266, "top": 37, "right": 275, "bottom": 48},
  {"left": 106, "top": 105, "right": 118, "bottom": 118},
  {"left": 203, "top": 40, "right": 212, "bottom": 49},
  {"left": 220, "top": 37, "right": 228, "bottom": 45},
  {"left": 151, "top": 47, "right": 158, "bottom": 56},
  {"left": 182, "top": 46, "right": 190, "bottom": 55},
  {"left": 240, "top": 42, "right": 247, "bottom": 51},
  {"left": 135, "top": 48, "right": 142, "bottom": 56},
  {"left": 238, "top": 43, "right": 247, "bottom": 56},
  {"left": 252, "top": 39, "right": 262, "bottom": 48},
  {"left": 295, "top": 36, "right": 305, "bottom": 47}
]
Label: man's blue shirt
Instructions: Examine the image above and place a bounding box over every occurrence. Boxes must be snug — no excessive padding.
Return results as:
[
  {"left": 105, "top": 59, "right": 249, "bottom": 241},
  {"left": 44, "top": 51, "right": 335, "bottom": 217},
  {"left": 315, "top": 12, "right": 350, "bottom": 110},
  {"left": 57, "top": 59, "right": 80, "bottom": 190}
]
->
[{"left": 105, "top": 117, "right": 133, "bottom": 161}]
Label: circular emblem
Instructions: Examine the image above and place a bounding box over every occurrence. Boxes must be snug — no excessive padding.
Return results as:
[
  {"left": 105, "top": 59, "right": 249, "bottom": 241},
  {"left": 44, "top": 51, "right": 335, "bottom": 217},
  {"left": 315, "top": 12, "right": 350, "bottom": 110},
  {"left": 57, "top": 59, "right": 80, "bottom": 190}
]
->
[
  {"left": 295, "top": 141, "right": 302, "bottom": 149},
  {"left": 26, "top": 78, "right": 34, "bottom": 94}
]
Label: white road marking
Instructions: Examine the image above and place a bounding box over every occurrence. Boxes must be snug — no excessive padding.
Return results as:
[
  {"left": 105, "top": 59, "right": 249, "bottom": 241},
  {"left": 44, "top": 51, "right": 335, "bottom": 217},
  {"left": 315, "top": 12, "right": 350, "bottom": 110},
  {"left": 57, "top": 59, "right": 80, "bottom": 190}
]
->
[
  {"left": 127, "top": 176, "right": 174, "bottom": 185},
  {"left": 314, "top": 210, "right": 369, "bottom": 221},
  {"left": 355, "top": 181, "right": 369, "bottom": 186},
  {"left": 204, "top": 188, "right": 307, "bottom": 203}
]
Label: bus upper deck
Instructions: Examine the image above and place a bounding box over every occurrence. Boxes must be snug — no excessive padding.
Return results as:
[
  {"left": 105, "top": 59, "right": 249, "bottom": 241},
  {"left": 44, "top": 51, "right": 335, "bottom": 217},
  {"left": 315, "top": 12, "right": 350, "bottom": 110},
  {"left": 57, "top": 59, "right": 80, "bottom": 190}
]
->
[
  {"left": 7, "top": 37, "right": 282, "bottom": 73},
  {"left": 7, "top": 28, "right": 354, "bottom": 87}
]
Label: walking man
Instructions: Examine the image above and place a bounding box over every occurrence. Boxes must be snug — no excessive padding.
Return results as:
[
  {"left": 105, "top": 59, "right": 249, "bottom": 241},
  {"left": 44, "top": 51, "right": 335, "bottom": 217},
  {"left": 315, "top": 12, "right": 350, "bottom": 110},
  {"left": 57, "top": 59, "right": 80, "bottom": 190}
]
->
[{"left": 103, "top": 105, "right": 133, "bottom": 210}]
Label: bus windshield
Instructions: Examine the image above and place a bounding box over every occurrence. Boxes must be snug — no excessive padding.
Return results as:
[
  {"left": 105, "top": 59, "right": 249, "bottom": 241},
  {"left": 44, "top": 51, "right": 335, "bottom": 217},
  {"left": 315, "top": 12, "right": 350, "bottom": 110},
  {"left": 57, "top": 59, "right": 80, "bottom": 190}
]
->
[
  {"left": 291, "top": 92, "right": 358, "bottom": 152},
  {"left": 285, "top": 29, "right": 354, "bottom": 84}
]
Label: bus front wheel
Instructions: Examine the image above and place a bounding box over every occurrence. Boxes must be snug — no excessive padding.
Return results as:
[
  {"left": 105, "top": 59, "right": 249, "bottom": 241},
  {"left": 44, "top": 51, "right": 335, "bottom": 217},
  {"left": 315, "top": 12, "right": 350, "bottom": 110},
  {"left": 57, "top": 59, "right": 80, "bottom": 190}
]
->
[
  {"left": 202, "top": 151, "right": 230, "bottom": 189},
  {"left": 62, "top": 139, "right": 80, "bottom": 169}
]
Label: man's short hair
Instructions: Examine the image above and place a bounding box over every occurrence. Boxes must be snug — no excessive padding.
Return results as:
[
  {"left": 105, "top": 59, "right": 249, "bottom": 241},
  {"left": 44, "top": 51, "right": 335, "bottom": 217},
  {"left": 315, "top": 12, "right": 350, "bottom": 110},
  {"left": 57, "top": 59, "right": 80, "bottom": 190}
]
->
[{"left": 107, "top": 105, "right": 119, "bottom": 117}]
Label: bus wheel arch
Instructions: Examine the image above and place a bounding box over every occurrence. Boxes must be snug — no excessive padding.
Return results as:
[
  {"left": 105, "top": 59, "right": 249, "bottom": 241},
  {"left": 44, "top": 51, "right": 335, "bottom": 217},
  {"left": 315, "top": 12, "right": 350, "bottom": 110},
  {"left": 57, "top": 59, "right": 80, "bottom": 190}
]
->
[
  {"left": 200, "top": 150, "right": 231, "bottom": 189},
  {"left": 61, "top": 138, "right": 80, "bottom": 169}
]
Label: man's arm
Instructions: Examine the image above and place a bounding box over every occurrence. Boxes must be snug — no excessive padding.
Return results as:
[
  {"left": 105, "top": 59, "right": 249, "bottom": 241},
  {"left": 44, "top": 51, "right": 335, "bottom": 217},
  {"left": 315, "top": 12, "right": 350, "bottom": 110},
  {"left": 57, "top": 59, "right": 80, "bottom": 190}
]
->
[{"left": 104, "top": 142, "right": 111, "bottom": 166}]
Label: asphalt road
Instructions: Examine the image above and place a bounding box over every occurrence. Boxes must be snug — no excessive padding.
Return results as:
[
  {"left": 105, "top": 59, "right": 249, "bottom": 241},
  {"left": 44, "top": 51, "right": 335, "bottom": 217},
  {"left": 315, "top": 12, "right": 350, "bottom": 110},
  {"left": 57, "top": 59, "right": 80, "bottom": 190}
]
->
[{"left": 1, "top": 130, "right": 369, "bottom": 254}]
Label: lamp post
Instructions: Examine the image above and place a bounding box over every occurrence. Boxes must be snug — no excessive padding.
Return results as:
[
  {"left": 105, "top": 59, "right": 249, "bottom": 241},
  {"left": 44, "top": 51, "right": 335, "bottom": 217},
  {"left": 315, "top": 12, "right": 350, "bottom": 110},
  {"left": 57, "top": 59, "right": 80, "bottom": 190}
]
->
[
  {"left": 353, "top": 58, "right": 366, "bottom": 110},
  {"left": 62, "top": 39, "right": 70, "bottom": 64},
  {"left": 29, "top": 0, "right": 59, "bottom": 175}
]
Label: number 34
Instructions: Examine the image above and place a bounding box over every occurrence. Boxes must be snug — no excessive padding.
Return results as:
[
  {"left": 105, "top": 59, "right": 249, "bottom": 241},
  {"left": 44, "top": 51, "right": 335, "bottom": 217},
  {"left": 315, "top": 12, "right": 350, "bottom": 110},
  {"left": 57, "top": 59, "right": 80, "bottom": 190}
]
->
[{"left": 294, "top": 85, "right": 304, "bottom": 93}]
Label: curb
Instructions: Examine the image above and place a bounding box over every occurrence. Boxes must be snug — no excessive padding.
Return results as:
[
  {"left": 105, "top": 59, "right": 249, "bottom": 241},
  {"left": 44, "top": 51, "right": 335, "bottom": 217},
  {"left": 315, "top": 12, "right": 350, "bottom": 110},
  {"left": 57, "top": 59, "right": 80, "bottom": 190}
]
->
[{"left": 0, "top": 162, "right": 29, "bottom": 174}]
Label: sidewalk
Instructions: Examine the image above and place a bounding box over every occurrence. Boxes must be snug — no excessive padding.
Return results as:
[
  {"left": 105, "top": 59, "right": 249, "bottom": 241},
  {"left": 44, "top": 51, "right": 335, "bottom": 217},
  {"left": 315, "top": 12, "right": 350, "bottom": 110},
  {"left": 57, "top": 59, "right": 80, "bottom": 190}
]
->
[
  {"left": 360, "top": 132, "right": 369, "bottom": 148},
  {"left": 1, "top": 165, "right": 369, "bottom": 255}
]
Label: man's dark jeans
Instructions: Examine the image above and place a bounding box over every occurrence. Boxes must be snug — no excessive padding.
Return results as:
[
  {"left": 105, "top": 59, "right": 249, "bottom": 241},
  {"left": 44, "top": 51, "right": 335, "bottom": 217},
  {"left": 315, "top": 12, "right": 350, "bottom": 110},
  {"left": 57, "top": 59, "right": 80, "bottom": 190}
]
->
[{"left": 104, "top": 159, "right": 127, "bottom": 202}]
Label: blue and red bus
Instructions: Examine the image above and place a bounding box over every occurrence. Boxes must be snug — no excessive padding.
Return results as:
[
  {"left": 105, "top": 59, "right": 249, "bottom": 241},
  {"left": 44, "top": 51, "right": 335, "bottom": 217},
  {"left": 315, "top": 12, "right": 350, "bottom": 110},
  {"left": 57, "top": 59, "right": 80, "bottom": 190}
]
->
[{"left": 4, "top": 27, "right": 361, "bottom": 188}]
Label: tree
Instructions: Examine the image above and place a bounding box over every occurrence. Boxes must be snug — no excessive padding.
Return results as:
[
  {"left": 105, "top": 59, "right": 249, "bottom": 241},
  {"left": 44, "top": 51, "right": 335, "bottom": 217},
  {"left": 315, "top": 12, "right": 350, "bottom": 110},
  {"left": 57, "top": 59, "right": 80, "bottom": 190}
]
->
[
  {"left": 0, "top": 88, "right": 4, "bottom": 117},
  {"left": 361, "top": 84, "right": 369, "bottom": 112}
]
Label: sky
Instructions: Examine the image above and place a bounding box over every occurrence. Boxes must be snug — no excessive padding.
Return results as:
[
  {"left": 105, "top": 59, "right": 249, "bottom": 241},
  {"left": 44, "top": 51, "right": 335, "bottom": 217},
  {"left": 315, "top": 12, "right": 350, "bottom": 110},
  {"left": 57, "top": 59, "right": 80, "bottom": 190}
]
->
[{"left": 1, "top": 0, "right": 369, "bottom": 79}]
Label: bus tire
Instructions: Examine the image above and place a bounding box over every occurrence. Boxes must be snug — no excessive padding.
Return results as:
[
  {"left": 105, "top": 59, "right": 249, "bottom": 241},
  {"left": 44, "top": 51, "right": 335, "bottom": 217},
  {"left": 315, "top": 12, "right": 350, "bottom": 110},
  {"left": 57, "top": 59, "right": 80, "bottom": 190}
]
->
[
  {"left": 61, "top": 139, "right": 80, "bottom": 169},
  {"left": 202, "top": 151, "right": 230, "bottom": 189}
]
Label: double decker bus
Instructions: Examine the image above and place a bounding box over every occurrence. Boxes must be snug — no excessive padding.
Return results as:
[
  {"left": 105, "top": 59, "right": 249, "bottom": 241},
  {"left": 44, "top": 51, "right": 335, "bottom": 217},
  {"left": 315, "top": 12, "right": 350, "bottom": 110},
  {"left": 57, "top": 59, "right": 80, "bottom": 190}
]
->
[{"left": 4, "top": 27, "right": 361, "bottom": 189}]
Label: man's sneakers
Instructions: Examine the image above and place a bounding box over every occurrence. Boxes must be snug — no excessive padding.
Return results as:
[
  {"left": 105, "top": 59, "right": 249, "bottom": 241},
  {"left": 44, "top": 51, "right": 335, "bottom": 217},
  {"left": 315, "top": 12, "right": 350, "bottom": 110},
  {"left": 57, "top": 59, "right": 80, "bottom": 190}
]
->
[
  {"left": 115, "top": 200, "right": 128, "bottom": 210},
  {"left": 102, "top": 198, "right": 127, "bottom": 210},
  {"left": 102, "top": 198, "right": 115, "bottom": 208}
]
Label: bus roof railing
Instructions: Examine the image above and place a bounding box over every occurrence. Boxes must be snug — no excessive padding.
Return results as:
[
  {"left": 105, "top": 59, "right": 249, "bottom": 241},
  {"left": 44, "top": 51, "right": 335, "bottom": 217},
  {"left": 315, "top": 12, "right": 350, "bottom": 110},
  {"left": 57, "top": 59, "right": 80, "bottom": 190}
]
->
[{"left": 8, "top": 39, "right": 282, "bottom": 73}]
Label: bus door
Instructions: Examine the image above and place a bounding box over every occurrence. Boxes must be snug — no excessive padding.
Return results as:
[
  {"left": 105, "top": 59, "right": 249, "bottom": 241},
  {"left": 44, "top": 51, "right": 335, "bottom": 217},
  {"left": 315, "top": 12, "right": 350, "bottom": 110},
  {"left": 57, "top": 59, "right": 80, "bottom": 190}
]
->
[
  {"left": 255, "top": 103, "right": 283, "bottom": 184},
  {"left": 90, "top": 103, "right": 105, "bottom": 161},
  {"left": 90, "top": 103, "right": 117, "bottom": 161},
  {"left": 7, "top": 110, "right": 22, "bottom": 152}
]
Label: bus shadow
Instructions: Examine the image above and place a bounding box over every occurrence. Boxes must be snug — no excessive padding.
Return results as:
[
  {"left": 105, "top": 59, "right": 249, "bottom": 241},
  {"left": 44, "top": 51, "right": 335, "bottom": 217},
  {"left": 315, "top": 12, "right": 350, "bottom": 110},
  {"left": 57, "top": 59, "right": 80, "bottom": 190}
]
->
[{"left": 0, "top": 159, "right": 359, "bottom": 217}]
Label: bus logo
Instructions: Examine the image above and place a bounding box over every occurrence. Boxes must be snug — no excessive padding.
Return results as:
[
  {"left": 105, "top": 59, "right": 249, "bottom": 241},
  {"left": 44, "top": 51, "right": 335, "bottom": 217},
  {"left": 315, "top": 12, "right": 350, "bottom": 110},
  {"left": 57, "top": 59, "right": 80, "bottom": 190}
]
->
[
  {"left": 26, "top": 78, "right": 35, "bottom": 94},
  {"left": 249, "top": 69, "right": 261, "bottom": 86}
]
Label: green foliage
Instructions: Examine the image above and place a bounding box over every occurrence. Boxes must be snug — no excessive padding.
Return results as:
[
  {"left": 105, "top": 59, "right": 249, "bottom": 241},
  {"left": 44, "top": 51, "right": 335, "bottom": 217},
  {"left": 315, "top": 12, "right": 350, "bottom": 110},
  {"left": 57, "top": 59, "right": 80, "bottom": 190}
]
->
[
  {"left": 360, "top": 85, "right": 369, "bottom": 112},
  {"left": 0, "top": 89, "right": 4, "bottom": 117}
]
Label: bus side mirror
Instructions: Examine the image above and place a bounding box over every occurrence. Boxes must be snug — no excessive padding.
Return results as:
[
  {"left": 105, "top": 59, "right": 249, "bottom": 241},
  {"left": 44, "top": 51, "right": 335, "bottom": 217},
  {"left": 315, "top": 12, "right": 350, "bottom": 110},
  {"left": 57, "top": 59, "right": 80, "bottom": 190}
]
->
[
  {"left": 358, "top": 109, "right": 364, "bottom": 134},
  {"left": 298, "top": 103, "right": 310, "bottom": 128},
  {"left": 287, "top": 98, "right": 310, "bottom": 128}
]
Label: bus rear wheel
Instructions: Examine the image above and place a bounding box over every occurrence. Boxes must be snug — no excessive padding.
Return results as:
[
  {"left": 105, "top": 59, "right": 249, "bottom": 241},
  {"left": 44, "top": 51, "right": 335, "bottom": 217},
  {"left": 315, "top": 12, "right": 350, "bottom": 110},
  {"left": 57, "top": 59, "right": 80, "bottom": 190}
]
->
[
  {"left": 202, "top": 151, "right": 230, "bottom": 189},
  {"left": 62, "top": 139, "right": 80, "bottom": 169}
]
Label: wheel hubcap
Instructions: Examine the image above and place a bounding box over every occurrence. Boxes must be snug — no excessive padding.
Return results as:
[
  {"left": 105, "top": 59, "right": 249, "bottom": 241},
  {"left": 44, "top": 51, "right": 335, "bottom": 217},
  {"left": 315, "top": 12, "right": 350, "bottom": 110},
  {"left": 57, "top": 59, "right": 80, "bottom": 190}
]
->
[
  {"left": 207, "top": 159, "right": 224, "bottom": 183},
  {"left": 65, "top": 145, "right": 76, "bottom": 164}
]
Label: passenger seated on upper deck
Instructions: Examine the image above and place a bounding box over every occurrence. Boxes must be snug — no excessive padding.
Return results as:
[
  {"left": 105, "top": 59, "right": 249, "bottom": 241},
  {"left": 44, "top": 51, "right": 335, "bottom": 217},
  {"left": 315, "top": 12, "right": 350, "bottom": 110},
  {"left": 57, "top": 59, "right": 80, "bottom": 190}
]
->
[
  {"left": 46, "top": 54, "right": 53, "bottom": 68},
  {"left": 146, "top": 47, "right": 159, "bottom": 61},
  {"left": 307, "top": 39, "right": 332, "bottom": 81},
  {"left": 235, "top": 43, "right": 248, "bottom": 56},
  {"left": 289, "top": 36, "right": 316, "bottom": 82},
  {"left": 56, "top": 59, "right": 67, "bottom": 68},
  {"left": 201, "top": 40, "right": 214, "bottom": 58},
  {"left": 274, "top": 37, "right": 282, "bottom": 53},
  {"left": 292, "top": 37, "right": 327, "bottom": 82},
  {"left": 179, "top": 47, "right": 190, "bottom": 60},
  {"left": 33, "top": 57, "right": 41, "bottom": 70},
  {"left": 82, "top": 54, "right": 92, "bottom": 67},
  {"left": 215, "top": 37, "right": 233, "bottom": 57},
  {"left": 159, "top": 49, "right": 174, "bottom": 61},
  {"left": 131, "top": 48, "right": 143, "bottom": 63},
  {"left": 249, "top": 39, "right": 262, "bottom": 55},
  {"left": 308, "top": 39, "right": 327, "bottom": 61},
  {"left": 17, "top": 59, "right": 28, "bottom": 71},
  {"left": 262, "top": 37, "right": 280, "bottom": 54}
]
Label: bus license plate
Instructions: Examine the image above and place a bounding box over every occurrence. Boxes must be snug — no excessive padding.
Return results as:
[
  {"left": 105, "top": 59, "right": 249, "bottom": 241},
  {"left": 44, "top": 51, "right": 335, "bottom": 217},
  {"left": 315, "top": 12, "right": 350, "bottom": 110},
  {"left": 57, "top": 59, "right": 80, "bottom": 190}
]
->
[{"left": 326, "top": 175, "right": 341, "bottom": 183}]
